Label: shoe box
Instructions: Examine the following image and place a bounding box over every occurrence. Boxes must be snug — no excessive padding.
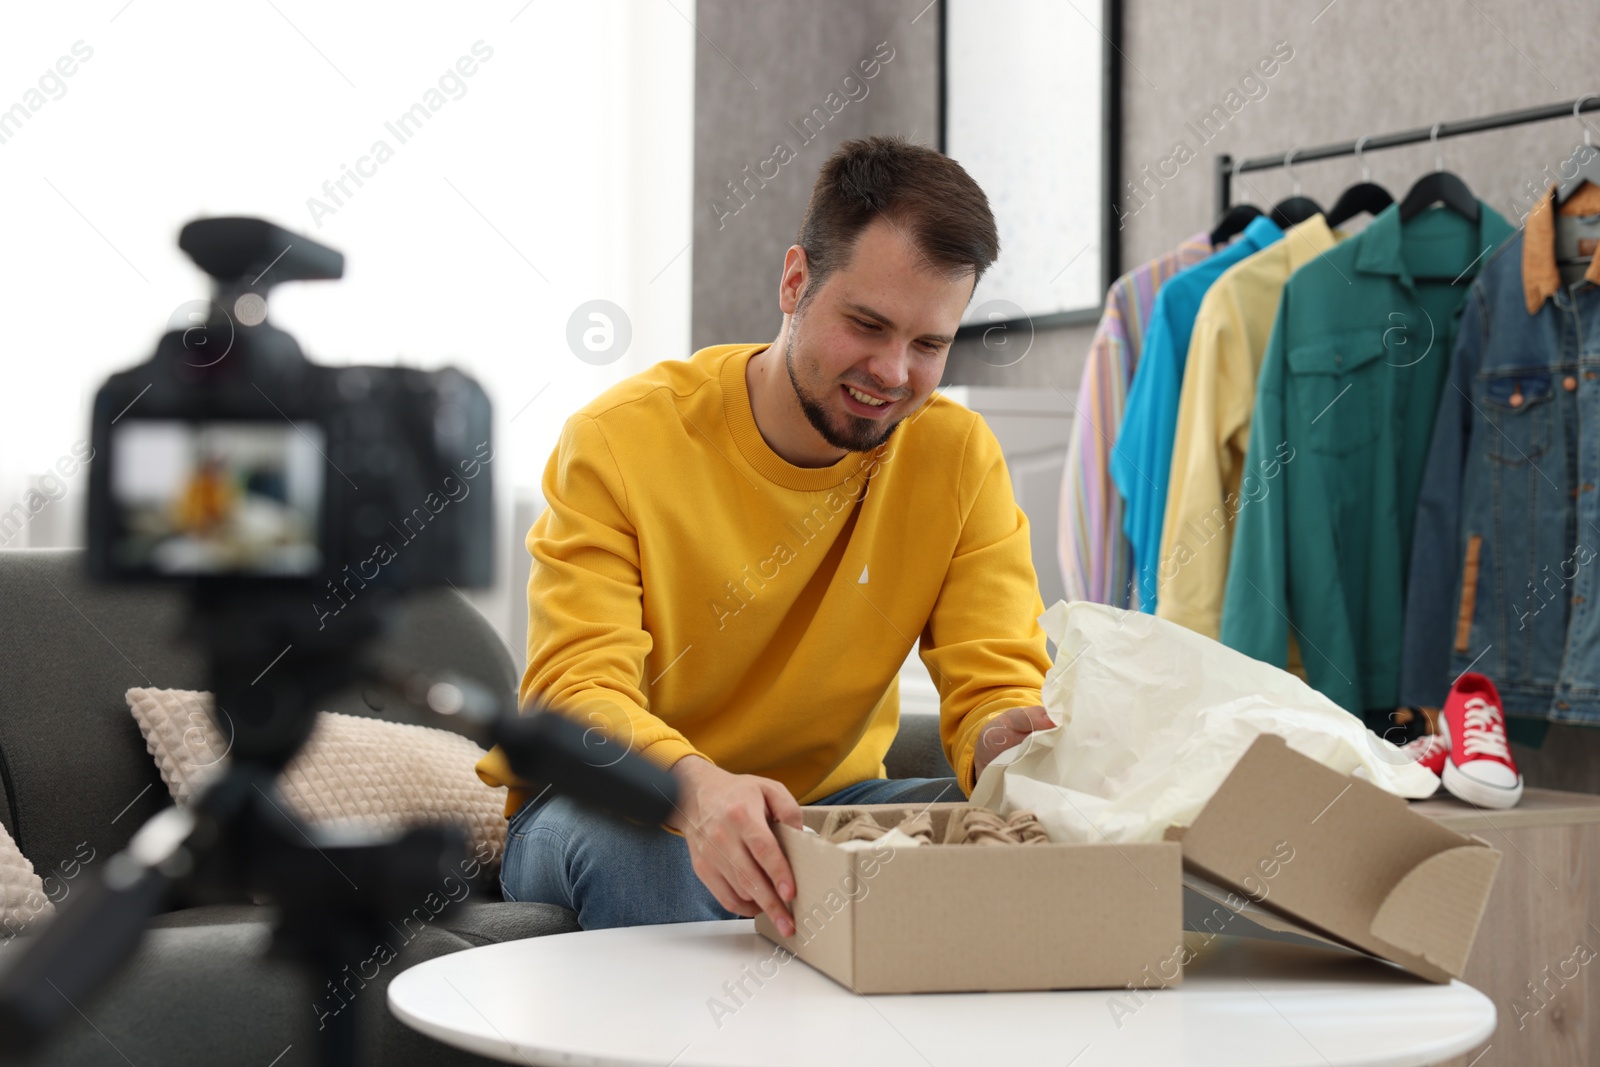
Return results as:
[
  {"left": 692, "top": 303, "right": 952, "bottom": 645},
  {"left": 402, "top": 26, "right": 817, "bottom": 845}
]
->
[
  {"left": 753, "top": 803, "right": 1183, "bottom": 994},
  {"left": 1170, "top": 733, "right": 1502, "bottom": 984},
  {"left": 756, "top": 733, "right": 1502, "bottom": 993}
]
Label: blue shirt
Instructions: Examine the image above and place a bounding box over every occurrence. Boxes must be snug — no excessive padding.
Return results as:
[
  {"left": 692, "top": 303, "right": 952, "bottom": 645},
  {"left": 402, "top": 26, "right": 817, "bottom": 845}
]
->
[{"left": 1111, "top": 215, "right": 1284, "bottom": 612}]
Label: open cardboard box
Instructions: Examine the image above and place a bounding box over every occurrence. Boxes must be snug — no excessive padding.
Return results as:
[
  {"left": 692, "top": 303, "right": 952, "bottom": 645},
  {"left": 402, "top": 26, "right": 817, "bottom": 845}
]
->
[
  {"left": 1169, "top": 733, "right": 1502, "bottom": 983},
  {"left": 754, "top": 803, "right": 1183, "bottom": 994}
]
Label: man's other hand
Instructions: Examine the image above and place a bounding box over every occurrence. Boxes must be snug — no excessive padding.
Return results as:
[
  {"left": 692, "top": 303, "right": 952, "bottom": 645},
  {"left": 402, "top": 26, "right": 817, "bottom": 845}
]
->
[
  {"left": 664, "top": 756, "right": 804, "bottom": 936},
  {"left": 972, "top": 704, "right": 1056, "bottom": 783}
]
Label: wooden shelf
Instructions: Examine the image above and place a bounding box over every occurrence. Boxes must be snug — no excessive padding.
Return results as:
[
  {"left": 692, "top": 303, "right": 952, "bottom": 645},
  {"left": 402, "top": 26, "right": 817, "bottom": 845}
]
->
[{"left": 1413, "top": 787, "right": 1600, "bottom": 832}]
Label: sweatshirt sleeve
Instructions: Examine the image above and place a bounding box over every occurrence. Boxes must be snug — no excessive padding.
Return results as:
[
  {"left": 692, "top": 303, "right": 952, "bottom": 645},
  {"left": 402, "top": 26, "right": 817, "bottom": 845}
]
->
[
  {"left": 1400, "top": 285, "right": 1484, "bottom": 707},
  {"left": 919, "top": 417, "right": 1054, "bottom": 796},
  {"left": 474, "top": 412, "right": 712, "bottom": 830}
]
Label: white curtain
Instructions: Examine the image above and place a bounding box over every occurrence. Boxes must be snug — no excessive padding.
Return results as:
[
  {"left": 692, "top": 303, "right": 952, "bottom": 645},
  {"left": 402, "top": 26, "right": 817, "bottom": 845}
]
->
[{"left": 0, "top": 0, "right": 694, "bottom": 658}]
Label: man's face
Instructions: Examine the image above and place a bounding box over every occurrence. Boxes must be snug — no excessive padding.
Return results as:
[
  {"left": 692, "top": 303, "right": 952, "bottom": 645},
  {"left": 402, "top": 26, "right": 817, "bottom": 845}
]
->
[{"left": 782, "top": 218, "right": 972, "bottom": 453}]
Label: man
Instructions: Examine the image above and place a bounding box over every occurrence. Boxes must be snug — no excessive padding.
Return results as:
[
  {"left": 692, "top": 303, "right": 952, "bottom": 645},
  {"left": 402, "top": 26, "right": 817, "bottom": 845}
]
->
[{"left": 478, "top": 134, "right": 1055, "bottom": 937}]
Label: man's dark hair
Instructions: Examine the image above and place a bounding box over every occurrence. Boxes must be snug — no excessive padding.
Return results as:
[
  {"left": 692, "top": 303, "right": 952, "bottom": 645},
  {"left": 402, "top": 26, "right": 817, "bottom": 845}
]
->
[{"left": 794, "top": 134, "right": 999, "bottom": 312}]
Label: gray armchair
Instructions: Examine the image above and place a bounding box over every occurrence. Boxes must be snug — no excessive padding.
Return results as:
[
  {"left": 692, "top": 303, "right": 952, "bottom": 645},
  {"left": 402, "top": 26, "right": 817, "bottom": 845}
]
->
[{"left": 0, "top": 548, "right": 952, "bottom": 1065}]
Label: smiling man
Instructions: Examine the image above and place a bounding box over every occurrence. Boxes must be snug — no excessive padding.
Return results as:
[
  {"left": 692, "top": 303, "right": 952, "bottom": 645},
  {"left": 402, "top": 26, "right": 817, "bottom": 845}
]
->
[{"left": 479, "top": 134, "right": 1055, "bottom": 935}]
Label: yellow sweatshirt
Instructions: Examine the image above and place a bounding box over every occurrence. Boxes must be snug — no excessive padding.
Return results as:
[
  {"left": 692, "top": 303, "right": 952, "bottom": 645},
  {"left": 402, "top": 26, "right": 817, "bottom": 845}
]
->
[{"left": 474, "top": 343, "right": 1051, "bottom": 827}]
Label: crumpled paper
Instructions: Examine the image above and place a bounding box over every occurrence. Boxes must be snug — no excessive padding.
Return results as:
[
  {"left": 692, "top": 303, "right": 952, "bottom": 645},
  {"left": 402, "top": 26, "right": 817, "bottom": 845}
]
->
[
  {"left": 830, "top": 826, "right": 927, "bottom": 852},
  {"left": 799, "top": 824, "right": 926, "bottom": 850},
  {"left": 968, "top": 601, "right": 1439, "bottom": 844}
]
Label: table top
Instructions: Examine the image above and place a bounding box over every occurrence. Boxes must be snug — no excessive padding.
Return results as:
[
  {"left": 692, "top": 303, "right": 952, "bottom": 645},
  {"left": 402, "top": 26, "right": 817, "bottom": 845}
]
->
[{"left": 388, "top": 921, "right": 1494, "bottom": 1067}]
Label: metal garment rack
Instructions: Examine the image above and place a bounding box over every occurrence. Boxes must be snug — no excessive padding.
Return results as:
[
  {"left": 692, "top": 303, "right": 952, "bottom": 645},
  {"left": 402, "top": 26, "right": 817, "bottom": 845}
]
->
[{"left": 1215, "top": 94, "right": 1600, "bottom": 219}]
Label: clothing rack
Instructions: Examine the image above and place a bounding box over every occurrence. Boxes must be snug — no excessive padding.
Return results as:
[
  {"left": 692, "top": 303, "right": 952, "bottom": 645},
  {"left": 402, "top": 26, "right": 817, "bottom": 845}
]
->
[{"left": 1215, "top": 95, "right": 1600, "bottom": 218}]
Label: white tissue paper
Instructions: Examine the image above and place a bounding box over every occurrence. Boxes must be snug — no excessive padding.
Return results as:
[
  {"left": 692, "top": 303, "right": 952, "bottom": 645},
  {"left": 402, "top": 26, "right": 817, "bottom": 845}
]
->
[
  {"left": 830, "top": 826, "right": 927, "bottom": 852},
  {"left": 968, "top": 601, "right": 1440, "bottom": 844}
]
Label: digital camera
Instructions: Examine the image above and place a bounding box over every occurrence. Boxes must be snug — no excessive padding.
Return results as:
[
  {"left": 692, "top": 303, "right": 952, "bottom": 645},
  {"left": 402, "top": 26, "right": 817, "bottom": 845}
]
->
[{"left": 85, "top": 217, "right": 493, "bottom": 624}]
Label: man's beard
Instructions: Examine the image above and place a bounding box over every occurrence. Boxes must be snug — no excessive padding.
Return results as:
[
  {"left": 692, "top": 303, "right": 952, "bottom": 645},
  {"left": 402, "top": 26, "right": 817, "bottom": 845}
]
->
[{"left": 783, "top": 324, "right": 905, "bottom": 454}]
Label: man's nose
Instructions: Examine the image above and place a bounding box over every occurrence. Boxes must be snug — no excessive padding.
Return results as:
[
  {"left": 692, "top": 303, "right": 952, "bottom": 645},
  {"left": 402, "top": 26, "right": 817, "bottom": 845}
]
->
[{"left": 863, "top": 342, "right": 911, "bottom": 393}]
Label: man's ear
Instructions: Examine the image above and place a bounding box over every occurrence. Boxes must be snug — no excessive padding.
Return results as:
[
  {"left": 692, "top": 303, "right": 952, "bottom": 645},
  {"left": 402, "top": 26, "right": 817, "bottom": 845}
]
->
[{"left": 778, "top": 245, "right": 809, "bottom": 316}]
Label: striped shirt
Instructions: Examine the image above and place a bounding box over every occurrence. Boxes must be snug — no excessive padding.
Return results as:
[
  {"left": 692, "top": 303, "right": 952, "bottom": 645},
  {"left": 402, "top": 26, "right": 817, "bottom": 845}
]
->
[{"left": 1058, "top": 232, "right": 1212, "bottom": 608}]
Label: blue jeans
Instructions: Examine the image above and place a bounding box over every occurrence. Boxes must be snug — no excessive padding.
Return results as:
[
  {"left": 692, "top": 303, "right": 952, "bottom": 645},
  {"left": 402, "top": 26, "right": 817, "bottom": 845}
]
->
[{"left": 498, "top": 776, "right": 962, "bottom": 929}]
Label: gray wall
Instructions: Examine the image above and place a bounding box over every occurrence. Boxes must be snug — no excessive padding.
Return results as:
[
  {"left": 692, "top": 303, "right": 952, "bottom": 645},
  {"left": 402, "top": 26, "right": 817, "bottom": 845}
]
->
[
  {"left": 691, "top": 0, "right": 939, "bottom": 351},
  {"left": 694, "top": 0, "right": 1598, "bottom": 399},
  {"left": 1117, "top": 0, "right": 1596, "bottom": 273}
]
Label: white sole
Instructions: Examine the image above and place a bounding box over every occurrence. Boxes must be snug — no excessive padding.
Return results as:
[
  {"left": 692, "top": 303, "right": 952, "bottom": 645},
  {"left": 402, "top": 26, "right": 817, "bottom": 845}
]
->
[
  {"left": 1441, "top": 758, "right": 1524, "bottom": 809},
  {"left": 1438, "top": 715, "right": 1524, "bottom": 809}
]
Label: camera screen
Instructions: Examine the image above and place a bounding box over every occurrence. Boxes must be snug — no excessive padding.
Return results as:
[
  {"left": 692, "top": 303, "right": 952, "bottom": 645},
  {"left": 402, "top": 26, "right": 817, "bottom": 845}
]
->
[{"left": 109, "top": 419, "right": 325, "bottom": 575}]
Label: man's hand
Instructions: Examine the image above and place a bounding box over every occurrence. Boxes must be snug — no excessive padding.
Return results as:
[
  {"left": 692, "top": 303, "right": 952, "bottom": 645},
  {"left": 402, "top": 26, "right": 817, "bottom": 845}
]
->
[
  {"left": 972, "top": 704, "right": 1056, "bottom": 783},
  {"left": 665, "top": 756, "right": 804, "bottom": 936}
]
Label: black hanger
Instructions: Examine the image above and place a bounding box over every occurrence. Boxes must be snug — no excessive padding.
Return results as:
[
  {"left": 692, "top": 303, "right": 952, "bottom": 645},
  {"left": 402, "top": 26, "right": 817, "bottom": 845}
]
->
[
  {"left": 1210, "top": 203, "right": 1262, "bottom": 247},
  {"left": 1268, "top": 150, "right": 1323, "bottom": 230},
  {"left": 1210, "top": 158, "right": 1262, "bottom": 247},
  {"left": 1271, "top": 196, "right": 1324, "bottom": 229},
  {"left": 1557, "top": 94, "right": 1600, "bottom": 206},
  {"left": 1399, "top": 124, "right": 1479, "bottom": 223},
  {"left": 1326, "top": 135, "right": 1393, "bottom": 227},
  {"left": 1398, "top": 172, "right": 1478, "bottom": 222},
  {"left": 1327, "top": 183, "right": 1393, "bottom": 228}
]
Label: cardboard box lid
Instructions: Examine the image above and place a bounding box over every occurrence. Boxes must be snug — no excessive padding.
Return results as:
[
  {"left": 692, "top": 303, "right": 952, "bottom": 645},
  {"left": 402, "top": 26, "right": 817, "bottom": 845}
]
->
[{"left": 1176, "top": 734, "right": 1501, "bottom": 983}]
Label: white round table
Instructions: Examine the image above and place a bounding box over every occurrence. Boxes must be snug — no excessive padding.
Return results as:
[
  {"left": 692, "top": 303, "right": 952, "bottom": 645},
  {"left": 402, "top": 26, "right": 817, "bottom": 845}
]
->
[{"left": 388, "top": 920, "right": 1494, "bottom": 1067}]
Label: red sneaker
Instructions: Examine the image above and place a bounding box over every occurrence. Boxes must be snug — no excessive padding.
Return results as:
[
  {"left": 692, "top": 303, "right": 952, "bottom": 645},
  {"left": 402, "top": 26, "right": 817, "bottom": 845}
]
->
[
  {"left": 1438, "top": 673, "right": 1523, "bottom": 808},
  {"left": 1400, "top": 732, "right": 1450, "bottom": 778}
]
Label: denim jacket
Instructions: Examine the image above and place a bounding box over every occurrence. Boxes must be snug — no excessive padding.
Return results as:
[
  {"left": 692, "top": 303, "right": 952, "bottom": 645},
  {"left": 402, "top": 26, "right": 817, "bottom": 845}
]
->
[{"left": 1401, "top": 224, "right": 1600, "bottom": 724}]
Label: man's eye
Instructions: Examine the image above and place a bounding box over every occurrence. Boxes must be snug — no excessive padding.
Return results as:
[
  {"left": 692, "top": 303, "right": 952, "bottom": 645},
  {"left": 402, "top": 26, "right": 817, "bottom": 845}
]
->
[{"left": 853, "top": 319, "right": 879, "bottom": 331}]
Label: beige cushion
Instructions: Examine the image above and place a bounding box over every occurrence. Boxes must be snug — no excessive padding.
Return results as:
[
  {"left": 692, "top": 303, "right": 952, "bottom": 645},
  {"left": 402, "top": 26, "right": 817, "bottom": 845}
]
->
[
  {"left": 0, "top": 820, "right": 52, "bottom": 935},
  {"left": 126, "top": 687, "right": 506, "bottom": 873}
]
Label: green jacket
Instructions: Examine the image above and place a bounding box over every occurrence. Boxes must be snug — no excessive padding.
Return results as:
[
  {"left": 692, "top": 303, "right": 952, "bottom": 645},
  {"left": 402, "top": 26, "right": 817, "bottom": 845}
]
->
[{"left": 1220, "top": 201, "right": 1514, "bottom": 713}]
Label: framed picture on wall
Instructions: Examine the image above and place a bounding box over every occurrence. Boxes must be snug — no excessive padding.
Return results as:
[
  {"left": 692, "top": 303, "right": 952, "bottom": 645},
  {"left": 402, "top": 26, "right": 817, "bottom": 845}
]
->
[{"left": 942, "top": 0, "right": 1119, "bottom": 332}]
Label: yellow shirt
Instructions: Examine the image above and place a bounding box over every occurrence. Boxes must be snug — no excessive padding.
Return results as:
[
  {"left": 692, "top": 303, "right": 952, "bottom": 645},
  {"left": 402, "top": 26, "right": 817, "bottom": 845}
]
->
[
  {"left": 474, "top": 343, "right": 1052, "bottom": 826},
  {"left": 1157, "top": 215, "right": 1341, "bottom": 639}
]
